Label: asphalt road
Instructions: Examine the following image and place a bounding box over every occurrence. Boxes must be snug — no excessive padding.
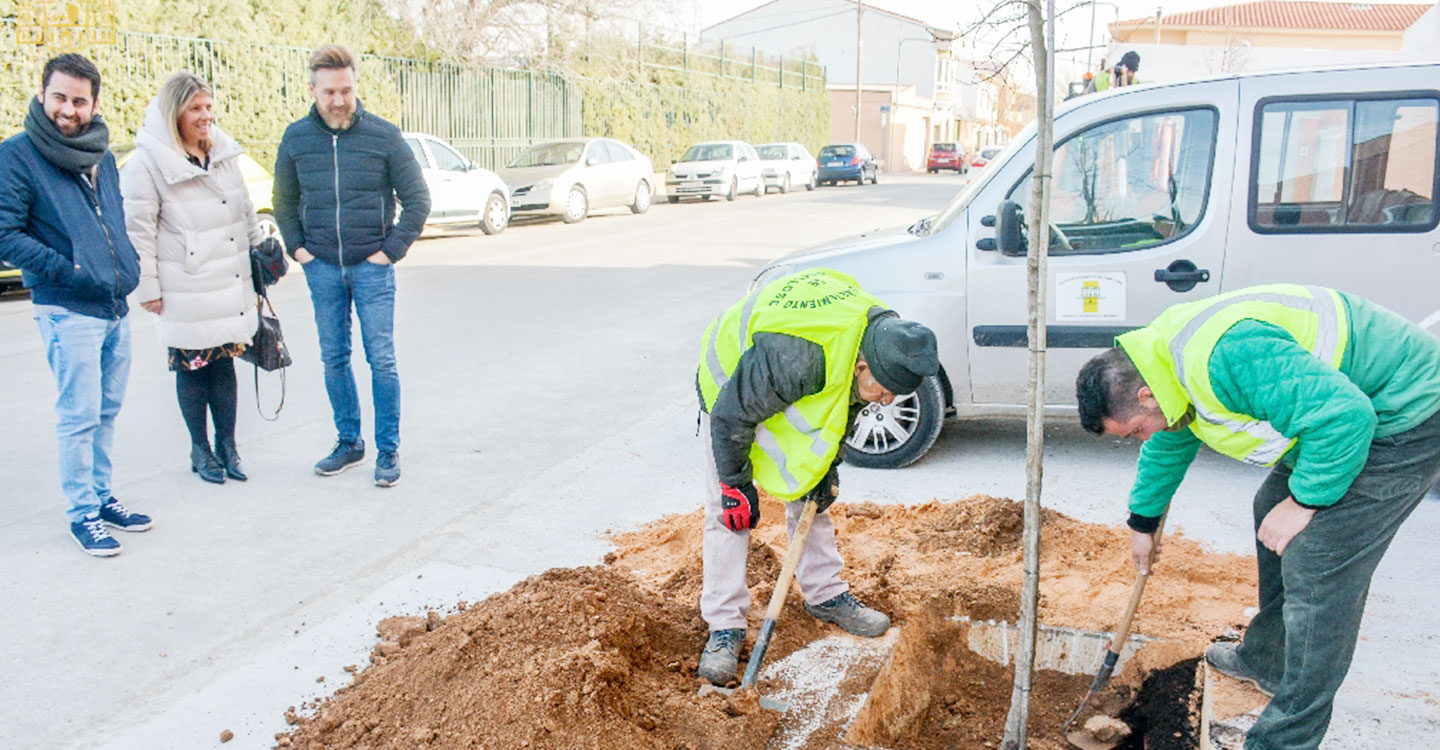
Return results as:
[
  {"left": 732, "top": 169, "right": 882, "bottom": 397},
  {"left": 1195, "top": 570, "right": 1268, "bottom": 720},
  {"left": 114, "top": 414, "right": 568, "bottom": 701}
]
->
[{"left": 1, "top": 173, "right": 1435, "bottom": 748}]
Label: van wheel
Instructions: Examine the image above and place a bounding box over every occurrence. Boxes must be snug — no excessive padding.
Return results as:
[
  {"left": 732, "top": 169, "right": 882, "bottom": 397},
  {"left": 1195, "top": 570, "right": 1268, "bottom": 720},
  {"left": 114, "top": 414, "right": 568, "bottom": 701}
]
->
[
  {"left": 725, "top": 179, "right": 738, "bottom": 201},
  {"left": 806, "top": 172, "right": 817, "bottom": 191},
  {"left": 843, "top": 375, "right": 945, "bottom": 469},
  {"left": 480, "top": 191, "right": 508, "bottom": 235},
  {"left": 780, "top": 174, "right": 791, "bottom": 194}
]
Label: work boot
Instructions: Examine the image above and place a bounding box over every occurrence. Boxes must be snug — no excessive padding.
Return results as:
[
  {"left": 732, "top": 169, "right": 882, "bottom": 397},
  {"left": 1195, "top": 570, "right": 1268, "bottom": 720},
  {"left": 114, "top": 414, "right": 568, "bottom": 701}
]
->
[
  {"left": 804, "top": 592, "right": 890, "bottom": 637},
  {"left": 1205, "top": 642, "right": 1276, "bottom": 696},
  {"left": 214, "top": 437, "right": 247, "bottom": 481},
  {"left": 697, "top": 628, "right": 744, "bottom": 686},
  {"left": 191, "top": 443, "right": 226, "bottom": 484}
]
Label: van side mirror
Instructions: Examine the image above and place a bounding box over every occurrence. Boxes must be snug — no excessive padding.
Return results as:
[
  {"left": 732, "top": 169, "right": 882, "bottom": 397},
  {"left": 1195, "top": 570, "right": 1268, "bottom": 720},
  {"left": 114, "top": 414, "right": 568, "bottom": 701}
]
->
[{"left": 996, "top": 201, "right": 1027, "bottom": 257}]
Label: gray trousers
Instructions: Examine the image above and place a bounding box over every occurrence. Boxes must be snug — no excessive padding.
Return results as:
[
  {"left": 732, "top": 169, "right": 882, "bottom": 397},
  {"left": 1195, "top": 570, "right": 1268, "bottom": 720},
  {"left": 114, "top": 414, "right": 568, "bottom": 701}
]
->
[
  {"left": 699, "top": 414, "right": 849, "bottom": 631},
  {"left": 1240, "top": 409, "right": 1440, "bottom": 750}
]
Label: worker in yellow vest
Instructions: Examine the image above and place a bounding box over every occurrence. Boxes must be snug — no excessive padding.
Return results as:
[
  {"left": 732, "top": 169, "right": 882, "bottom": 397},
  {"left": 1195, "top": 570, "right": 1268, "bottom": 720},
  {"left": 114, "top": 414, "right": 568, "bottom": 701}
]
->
[
  {"left": 1076, "top": 285, "right": 1440, "bottom": 750},
  {"left": 694, "top": 268, "right": 938, "bottom": 686}
]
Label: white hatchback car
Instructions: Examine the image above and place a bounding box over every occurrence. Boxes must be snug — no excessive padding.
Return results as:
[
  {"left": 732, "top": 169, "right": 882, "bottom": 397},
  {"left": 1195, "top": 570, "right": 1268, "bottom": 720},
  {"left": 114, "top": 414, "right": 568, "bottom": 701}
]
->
[
  {"left": 499, "top": 138, "right": 656, "bottom": 224},
  {"left": 756, "top": 142, "right": 818, "bottom": 193},
  {"left": 402, "top": 132, "right": 511, "bottom": 234},
  {"left": 667, "top": 141, "right": 765, "bottom": 202}
]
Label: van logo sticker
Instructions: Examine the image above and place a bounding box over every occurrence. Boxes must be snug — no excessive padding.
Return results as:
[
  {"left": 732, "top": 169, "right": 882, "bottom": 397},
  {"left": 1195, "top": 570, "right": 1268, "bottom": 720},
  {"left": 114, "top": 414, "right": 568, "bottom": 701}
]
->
[{"left": 1056, "top": 272, "right": 1126, "bottom": 322}]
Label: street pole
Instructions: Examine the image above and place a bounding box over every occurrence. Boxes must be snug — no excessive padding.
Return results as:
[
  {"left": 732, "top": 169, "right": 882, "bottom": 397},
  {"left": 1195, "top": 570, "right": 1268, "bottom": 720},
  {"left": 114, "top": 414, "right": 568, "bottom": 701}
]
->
[
  {"left": 855, "top": 0, "right": 864, "bottom": 142},
  {"left": 1087, "top": 0, "right": 1097, "bottom": 71}
]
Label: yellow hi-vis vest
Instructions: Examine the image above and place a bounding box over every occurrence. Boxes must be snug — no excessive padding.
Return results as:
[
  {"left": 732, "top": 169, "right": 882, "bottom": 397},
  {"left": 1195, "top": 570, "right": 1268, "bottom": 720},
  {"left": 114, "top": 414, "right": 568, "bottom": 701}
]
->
[
  {"left": 697, "top": 268, "right": 885, "bottom": 500},
  {"left": 1117, "top": 284, "right": 1349, "bottom": 466}
]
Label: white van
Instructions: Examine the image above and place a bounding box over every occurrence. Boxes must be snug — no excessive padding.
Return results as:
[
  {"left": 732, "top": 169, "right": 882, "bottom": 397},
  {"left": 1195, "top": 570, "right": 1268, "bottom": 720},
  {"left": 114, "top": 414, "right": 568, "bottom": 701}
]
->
[{"left": 751, "top": 63, "right": 1440, "bottom": 469}]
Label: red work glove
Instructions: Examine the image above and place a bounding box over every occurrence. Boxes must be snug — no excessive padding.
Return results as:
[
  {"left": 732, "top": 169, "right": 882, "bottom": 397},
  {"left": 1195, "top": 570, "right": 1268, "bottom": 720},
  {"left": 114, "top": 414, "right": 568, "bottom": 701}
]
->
[{"left": 719, "top": 481, "right": 761, "bottom": 531}]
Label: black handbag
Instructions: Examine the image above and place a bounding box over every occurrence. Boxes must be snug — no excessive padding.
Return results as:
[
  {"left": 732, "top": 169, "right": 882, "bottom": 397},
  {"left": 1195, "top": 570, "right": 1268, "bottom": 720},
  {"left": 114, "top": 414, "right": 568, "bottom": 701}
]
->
[{"left": 239, "top": 291, "right": 290, "bottom": 420}]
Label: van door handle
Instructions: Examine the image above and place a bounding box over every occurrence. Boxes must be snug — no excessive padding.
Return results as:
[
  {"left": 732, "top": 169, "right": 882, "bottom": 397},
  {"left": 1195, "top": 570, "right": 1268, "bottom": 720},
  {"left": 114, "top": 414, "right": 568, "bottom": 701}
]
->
[{"left": 1154, "top": 259, "right": 1210, "bottom": 292}]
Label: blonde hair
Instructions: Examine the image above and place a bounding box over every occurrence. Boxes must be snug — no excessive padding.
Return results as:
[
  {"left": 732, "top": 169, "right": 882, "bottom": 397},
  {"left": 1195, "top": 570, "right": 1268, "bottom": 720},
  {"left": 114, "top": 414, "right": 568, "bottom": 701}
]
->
[
  {"left": 157, "top": 71, "right": 212, "bottom": 152},
  {"left": 309, "top": 44, "right": 358, "bottom": 79}
]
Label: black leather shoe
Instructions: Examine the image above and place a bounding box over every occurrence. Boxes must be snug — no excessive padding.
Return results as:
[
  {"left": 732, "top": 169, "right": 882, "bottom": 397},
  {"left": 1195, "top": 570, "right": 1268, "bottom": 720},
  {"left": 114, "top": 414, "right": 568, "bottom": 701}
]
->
[
  {"left": 214, "top": 438, "right": 247, "bottom": 481},
  {"left": 191, "top": 443, "right": 226, "bottom": 484}
]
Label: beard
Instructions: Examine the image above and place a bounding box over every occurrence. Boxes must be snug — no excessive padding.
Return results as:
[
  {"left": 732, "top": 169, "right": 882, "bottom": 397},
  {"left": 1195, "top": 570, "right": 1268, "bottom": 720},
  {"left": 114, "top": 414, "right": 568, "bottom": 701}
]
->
[
  {"left": 320, "top": 104, "right": 355, "bottom": 130},
  {"left": 51, "top": 112, "right": 87, "bottom": 137}
]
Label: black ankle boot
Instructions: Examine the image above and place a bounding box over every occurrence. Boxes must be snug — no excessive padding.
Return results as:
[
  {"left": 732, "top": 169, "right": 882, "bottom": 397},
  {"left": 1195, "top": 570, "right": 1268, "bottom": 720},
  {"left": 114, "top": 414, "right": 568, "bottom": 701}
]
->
[
  {"left": 214, "top": 438, "right": 247, "bottom": 481},
  {"left": 191, "top": 443, "right": 226, "bottom": 484}
]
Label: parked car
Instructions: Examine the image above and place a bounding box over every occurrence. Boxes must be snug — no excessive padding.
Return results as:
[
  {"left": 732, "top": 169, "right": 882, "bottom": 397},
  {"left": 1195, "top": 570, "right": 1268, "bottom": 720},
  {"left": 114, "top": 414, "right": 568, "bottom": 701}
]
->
[
  {"left": 667, "top": 141, "right": 765, "bottom": 202},
  {"left": 970, "top": 145, "right": 1003, "bottom": 170},
  {"left": 749, "top": 62, "right": 1440, "bottom": 469},
  {"left": 0, "top": 259, "right": 21, "bottom": 295},
  {"left": 115, "top": 147, "right": 285, "bottom": 254},
  {"left": 403, "top": 132, "right": 510, "bottom": 234},
  {"left": 816, "top": 143, "right": 878, "bottom": 186},
  {"left": 756, "top": 142, "right": 818, "bottom": 193},
  {"left": 926, "top": 142, "right": 968, "bottom": 173},
  {"left": 500, "top": 138, "right": 655, "bottom": 224}
]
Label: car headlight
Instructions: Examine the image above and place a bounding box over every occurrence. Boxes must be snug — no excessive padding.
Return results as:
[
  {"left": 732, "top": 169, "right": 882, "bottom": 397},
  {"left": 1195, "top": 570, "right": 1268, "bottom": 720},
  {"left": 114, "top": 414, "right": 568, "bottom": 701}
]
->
[
  {"left": 533, "top": 179, "right": 554, "bottom": 191},
  {"left": 712, "top": 165, "right": 727, "bottom": 177},
  {"left": 748, "top": 262, "right": 793, "bottom": 293}
]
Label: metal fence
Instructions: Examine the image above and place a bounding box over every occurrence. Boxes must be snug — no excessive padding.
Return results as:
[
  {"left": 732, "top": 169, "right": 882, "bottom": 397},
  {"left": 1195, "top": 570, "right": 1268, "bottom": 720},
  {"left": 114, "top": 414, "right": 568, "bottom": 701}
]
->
[{"left": 1, "top": 20, "right": 582, "bottom": 170}]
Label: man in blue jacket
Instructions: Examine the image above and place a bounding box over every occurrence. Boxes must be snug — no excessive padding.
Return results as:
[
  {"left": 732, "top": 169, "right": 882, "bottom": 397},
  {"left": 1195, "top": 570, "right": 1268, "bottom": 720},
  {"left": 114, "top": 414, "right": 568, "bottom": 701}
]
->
[
  {"left": 273, "top": 44, "right": 430, "bottom": 487},
  {"left": 0, "top": 54, "right": 150, "bottom": 557}
]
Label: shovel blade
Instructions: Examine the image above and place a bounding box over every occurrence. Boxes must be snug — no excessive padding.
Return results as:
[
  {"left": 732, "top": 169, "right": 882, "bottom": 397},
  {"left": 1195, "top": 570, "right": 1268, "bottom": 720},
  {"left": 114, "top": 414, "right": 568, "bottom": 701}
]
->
[{"left": 695, "top": 682, "right": 789, "bottom": 712}]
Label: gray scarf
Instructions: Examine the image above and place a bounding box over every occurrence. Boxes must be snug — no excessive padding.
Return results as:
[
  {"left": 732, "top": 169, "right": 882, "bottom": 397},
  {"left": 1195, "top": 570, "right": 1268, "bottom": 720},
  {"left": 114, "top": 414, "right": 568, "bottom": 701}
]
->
[{"left": 24, "top": 96, "right": 110, "bottom": 173}]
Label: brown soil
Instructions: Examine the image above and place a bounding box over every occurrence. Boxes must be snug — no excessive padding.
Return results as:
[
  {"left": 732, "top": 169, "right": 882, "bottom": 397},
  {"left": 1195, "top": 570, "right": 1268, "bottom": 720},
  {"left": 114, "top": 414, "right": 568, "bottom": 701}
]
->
[{"left": 279, "top": 495, "right": 1256, "bottom": 749}]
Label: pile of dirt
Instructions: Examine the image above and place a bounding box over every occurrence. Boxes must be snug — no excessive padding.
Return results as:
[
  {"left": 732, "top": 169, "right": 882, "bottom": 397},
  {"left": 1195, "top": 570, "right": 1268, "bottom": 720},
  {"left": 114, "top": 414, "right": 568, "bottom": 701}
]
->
[
  {"left": 281, "top": 567, "right": 779, "bottom": 749},
  {"left": 279, "top": 495, "right": 1256, "bottom": 749},
  {"left": 609, "top": 495, "right": 1257, "bottom": 647}
]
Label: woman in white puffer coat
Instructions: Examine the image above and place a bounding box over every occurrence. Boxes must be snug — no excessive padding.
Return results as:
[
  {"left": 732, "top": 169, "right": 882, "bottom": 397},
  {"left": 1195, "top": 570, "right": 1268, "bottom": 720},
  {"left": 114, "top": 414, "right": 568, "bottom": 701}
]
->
[{"left": 121, "top": 71, "right": 265, "bottom": 485}]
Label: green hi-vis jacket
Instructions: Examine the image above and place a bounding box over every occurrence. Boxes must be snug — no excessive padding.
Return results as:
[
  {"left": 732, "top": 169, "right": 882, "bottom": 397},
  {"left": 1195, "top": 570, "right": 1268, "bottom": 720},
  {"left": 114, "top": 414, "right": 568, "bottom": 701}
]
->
[
  {"left": 698, "top": 268, "right": 884, "bottom": 500},
  {"left": 1118, "top": 284, "right": 1440, "bottom": 526}
]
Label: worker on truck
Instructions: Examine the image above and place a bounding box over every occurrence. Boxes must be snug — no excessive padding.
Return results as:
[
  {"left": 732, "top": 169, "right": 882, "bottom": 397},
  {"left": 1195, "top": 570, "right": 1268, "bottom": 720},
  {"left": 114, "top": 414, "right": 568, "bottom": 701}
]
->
[
  {"left": 1075, "top": 284, "right": 1440, "bottom": 750},
  {"left": 694, "top": 268, "right": 938, "bottom": 686}
]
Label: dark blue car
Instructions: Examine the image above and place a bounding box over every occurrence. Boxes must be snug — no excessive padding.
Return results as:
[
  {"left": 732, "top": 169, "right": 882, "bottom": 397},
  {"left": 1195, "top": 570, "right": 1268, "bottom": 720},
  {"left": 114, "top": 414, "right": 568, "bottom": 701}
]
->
[{"left": 816, "top": 143, "right": 878, "bottom": 186}]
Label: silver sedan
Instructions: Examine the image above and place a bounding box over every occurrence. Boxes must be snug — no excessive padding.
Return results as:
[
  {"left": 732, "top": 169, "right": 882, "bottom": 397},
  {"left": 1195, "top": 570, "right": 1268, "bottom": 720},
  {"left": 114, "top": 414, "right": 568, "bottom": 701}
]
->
[{"left": 500, "top": 138, "right": 656, "bottom": 224}]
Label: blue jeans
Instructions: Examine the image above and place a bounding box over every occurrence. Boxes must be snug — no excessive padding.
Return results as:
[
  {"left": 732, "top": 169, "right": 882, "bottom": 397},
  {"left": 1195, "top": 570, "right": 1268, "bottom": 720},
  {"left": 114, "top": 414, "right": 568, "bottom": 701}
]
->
[
  {"left": 302, "top": 259, "right": 400, "bottom": 452},
  {"left": 34, "top": 306, "right": 131, "bottom": 523}
]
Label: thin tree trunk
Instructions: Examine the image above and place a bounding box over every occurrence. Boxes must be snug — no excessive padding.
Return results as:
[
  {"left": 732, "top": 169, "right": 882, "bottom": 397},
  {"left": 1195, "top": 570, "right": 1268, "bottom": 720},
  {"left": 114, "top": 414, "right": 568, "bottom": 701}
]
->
[{"left": 1001, "top": 0, "right": 1054, "bottom": 746}]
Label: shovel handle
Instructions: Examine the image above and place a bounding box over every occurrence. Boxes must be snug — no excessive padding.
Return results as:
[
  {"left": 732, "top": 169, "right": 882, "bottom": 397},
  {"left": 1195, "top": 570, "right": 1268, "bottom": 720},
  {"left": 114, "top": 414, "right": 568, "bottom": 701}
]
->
[
  {"left": 1107, "top": 512, "right": 1167, "bottom": 656},
  {"left": 739, "top": 500, "right": 819, "bottom": 688},
  {"left": 764, "top": 500, "right": 818, "bottom": 622}
]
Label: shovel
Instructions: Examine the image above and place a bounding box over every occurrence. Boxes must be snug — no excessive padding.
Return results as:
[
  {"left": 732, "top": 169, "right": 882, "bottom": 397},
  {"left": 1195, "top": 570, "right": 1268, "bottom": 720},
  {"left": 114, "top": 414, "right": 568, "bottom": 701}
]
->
[
  {"left": 1062, "top": 514, "right": 1168, "bottom": 750},
  {"left": 696, "top": 498, "right": 820, "bottom": 711}
]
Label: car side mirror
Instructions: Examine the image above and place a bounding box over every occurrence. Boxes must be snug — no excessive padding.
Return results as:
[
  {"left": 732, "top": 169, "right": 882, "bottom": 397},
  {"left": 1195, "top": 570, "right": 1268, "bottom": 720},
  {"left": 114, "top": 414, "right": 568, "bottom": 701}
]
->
[{"left": 996, "top": 200, "right": 1028, "bottom": 257}]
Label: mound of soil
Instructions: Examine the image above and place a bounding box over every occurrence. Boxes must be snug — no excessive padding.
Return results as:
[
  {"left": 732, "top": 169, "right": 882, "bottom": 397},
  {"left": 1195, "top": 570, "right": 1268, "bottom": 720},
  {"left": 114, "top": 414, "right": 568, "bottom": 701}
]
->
[
  {"left": 282, "top": 567, "right": 779, "bottom": 749},
  {"left": 280, "top": 495, "right": 1256, "bottom": 749}
]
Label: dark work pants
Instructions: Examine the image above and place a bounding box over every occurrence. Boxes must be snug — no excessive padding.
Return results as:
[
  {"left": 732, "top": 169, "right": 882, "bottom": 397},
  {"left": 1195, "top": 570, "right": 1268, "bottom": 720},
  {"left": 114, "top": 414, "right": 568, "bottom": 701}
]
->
[{"left": 1239, "top": 409, "right": 1440, "bottom": 750}]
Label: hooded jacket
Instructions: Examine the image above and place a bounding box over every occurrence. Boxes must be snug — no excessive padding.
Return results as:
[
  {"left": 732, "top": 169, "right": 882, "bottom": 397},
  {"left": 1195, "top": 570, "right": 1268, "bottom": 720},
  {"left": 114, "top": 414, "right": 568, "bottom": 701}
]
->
[
  {"left": 0, "top": 129, "right": 139, "bottom": 319},
  {"left": 119, "top": 100, "right": 261, "bottom": 350},
  {"left": 271, "top": 100, "right": 430, "bottom": 265}
]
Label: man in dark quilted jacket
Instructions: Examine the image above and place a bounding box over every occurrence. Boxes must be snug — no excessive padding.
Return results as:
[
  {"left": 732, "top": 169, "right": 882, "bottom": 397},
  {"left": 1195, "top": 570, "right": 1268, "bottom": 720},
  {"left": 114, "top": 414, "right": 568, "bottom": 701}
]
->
[
  {"left": 273, "top": 44, "right": 430, "bottom": 488},
  {"left": 1076, "top": 285, "right": 1440, "bottom": 750}
]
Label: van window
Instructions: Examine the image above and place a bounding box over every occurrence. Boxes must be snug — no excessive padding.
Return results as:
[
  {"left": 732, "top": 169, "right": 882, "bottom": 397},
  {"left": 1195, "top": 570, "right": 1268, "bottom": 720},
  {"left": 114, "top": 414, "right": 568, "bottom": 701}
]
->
[
  {"left": 1251, "top": 96, "right": 1439, "bottom": 232},
  {"left": 1006, "top": 108, "right": 1217, "bottom": 253}
]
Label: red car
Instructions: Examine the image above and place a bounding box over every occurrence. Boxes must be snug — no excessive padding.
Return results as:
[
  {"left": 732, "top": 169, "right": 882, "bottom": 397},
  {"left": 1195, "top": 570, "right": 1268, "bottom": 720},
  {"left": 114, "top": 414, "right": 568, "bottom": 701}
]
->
[
  {"left": 971, "top": 145, "right": 1003, "bottom": 170},
  {"left": 926, "top": 143, "right": 968, "bottom": 174}
]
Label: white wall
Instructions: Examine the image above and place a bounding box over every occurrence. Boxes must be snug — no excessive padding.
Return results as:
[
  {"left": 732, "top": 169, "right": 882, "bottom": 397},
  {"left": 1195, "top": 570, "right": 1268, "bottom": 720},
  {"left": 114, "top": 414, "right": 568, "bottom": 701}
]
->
[{"left": 704, "top": 0, "right": 941, "bottom": 97}]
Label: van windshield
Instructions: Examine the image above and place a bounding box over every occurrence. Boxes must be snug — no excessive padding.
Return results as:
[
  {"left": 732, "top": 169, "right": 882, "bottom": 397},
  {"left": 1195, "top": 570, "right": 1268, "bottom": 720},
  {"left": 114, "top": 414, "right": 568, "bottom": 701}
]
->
[
  {"left": 923, "top": 135, "right": 1028, "bottom": 236},
  {"left": 757, "top": 145, "right": 788, "bottom": 160}
]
